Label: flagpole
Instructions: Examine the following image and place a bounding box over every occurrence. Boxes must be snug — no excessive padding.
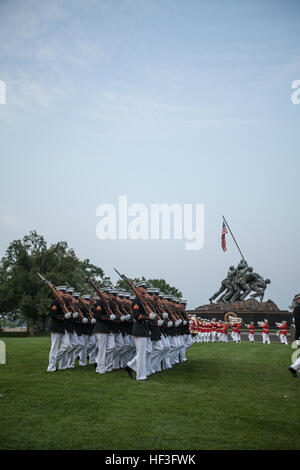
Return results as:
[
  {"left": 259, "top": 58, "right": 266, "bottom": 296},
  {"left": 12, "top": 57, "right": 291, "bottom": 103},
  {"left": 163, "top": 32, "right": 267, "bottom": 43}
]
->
[{"left": 222, "top": 215, "right": 246, "bottom": 261}]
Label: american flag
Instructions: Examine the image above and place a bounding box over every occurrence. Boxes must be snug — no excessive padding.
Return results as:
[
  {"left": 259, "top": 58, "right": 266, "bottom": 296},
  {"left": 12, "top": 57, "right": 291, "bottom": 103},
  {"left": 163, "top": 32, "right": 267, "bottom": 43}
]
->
[{"left": 221, "top": 221, "right": 228, "bottom": 252}]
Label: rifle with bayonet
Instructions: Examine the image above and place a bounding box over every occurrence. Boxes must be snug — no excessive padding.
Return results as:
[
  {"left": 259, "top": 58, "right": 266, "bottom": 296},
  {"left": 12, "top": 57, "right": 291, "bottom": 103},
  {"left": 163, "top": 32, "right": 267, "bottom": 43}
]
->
[
  {"left": 86, "top": 277, "right": 117, "bottom": 321},
  {"left": 114, "top": 268, "right": 160, "bottom": 321},
  {"left": 160, "top": 297, "right": 181, "bottom": 324},
  {"left": 37, "top": 272, "right": 71, "bottom": 318}
]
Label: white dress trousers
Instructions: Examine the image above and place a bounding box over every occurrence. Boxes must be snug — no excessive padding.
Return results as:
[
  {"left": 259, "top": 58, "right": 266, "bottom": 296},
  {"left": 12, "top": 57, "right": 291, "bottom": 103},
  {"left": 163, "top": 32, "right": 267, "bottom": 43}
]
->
[{"left": 47, "top": 332, "right": 70, "bottom": 372}]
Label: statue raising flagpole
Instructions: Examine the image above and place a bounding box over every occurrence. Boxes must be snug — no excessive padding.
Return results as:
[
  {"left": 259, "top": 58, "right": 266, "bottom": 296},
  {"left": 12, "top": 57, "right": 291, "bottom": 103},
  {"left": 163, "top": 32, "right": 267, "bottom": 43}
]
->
[{"left": 208, "top": 216, "right": 270, "bottom": 304}]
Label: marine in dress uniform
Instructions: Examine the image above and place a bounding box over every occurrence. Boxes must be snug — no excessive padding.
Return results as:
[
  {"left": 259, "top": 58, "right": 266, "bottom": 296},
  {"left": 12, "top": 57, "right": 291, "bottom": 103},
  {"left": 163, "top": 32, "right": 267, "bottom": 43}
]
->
[
  {"left": 92, "top": 288, "right": 115, "bottom": 374},
  {"left": 79, "top": 294, "right": 97, "bottom": 366},
  {"left": 47, "top": 286, "right": 71, "bottom": 372},
  {"left": 279, "top": 321, "right": 288, "bottom": 345},
  {"left": 293, "top": 295, "right": 300, "bottom": 343},
  {"left": 109, "top": 289, "right": 128, "bottom": 370},
  {"left": 125, "top": 281, "right": 151, "bottom": 381},
  {"left": 179, "top": 299, "right": 192, "bottom": 361},
  {"left": 146, "top": 288, "right": 165, "bottom": 374},
  {"left": 157, "top": 291, "right": 172, "bottom": 371},
  {"left": 57, "top": 287, "right": 79, "bottom": 370},
  {"left": 288, "top": 295, "right": 300, "bottom": 377},
  {"left": 236, "top": 323, "right": 241, "bottom": 343},
  {"left": 117, "top": 292, "right": 135, "bottom": 368},
  {"left": 288, "top": 296, "right": 300, "bottom": 377},
  {"left": 65, "top": 289, "right": 86, "bottom": 368},
  {"left": 162, "top": 294, "right": 179, "bottom": 366}
]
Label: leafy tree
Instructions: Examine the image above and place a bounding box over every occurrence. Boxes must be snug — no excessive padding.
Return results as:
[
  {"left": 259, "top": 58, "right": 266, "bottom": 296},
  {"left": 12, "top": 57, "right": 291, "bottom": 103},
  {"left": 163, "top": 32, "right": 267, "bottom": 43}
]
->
[{"left": 0, "top": 231, "right": 107, "bottom": 336}]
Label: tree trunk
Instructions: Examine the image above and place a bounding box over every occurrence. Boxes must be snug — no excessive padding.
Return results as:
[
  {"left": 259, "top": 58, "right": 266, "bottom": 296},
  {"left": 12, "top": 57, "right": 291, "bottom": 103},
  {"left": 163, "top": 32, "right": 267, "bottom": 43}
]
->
[{"left": 27, "top": 317, "right": 35, "bottom": 337}]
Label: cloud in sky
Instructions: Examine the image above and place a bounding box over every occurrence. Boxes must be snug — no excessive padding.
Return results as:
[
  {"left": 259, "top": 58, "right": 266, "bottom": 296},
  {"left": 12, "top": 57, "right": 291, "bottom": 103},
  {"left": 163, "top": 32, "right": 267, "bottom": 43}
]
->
[
  {"left": 1, "top": 0, "right": 299, "bottom": 131},
  {"left": 1, "top": 216, "right": 21, "bottom": 228}
]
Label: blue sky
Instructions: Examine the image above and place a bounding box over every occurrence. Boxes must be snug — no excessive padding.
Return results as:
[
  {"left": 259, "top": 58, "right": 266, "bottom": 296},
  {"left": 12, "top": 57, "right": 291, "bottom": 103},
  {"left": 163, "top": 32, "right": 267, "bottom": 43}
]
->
[{"left": 0, "top": 0, "right": 299, "bottom": 309}]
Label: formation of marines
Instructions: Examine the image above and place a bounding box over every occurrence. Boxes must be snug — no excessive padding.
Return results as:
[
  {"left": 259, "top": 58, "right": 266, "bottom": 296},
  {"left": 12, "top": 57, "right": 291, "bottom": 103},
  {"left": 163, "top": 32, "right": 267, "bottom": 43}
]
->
[
  {"left": 46, "top": 279, "right": 193, "bottom": 381},
  {"left": 43, "top": 267, "right": 293, "bottom": 381}
]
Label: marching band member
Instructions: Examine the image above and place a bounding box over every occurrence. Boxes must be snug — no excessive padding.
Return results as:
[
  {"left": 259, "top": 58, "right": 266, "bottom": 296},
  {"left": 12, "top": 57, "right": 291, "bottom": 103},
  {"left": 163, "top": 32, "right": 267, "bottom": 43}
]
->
[
  {"left": 279, "top": 321, "right": 288, "bottom": 345},
  {"left": 189, "top": 315, "right": 198, "bottom": 343},
  {"left": 202, "top": 320, "right": 208, "bottom": 343},
  {"left": 222, "top": 322, "right": 229, "bottom": 342},
  {"left": 217, "top": 320, "right": 223, "bottom": 342},
  {"left": 262, "top": 319, "right": 270, "bottom": 344},
  {"left": 211, "top": 319, "right": 217, "bottom": 343},
  {"left": 246, "top": 322, "right": 255, "bottom": 342},
  {"left": 206, "top": 320, "right": 211, "bottom": 343},
  {"left": 231, "top": 321, "right": 238, "bottom": 343}
]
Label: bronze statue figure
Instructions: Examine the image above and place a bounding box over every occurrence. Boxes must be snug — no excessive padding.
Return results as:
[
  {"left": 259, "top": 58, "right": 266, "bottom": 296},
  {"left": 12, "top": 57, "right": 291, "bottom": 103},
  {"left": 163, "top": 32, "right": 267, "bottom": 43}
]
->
[{"left": 209, "top": 259, "right": 270, "bottom": 304}]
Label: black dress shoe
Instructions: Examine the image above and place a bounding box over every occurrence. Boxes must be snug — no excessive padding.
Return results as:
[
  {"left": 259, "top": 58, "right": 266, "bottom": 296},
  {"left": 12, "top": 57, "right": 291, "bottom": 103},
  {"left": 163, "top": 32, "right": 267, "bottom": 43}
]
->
[
  {"left": 124, "top": 366, "right": 133, "bottom": 378},
  {"left": 288, "top": 366, "right": 298, "bottom": 378}
]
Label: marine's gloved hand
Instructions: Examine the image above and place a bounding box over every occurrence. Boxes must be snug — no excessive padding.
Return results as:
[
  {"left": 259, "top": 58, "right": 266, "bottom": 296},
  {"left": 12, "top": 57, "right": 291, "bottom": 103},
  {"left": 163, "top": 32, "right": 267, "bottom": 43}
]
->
[
  {"left": 82, "top": 317, "right": 88, "bottom": 324},
  {"left": 120, "top": 315, "right": 126, "bottom": 321},
  {"left": 167, "top": 321, "right": 173, "bottom": 327},
  {"left": 91, "top": 318, "right": 96, "bottom": 324},
  {"left": 149, "top": 312, "right": 156, "bottom": 320},
  {"left": 72, "top": 312, "right": 79, "bottom": 319},
  {"left": 64, "top": 312, "right": 72, "bottom": 319},
  {"left": 157, "top": 319, "right": 164, "bottom": 326},
  {"left": 110, "top": 314, "right": 116, "bottom": 321},
  {"left": 163, "top": 312, "right": 168, "bottom": 319}
]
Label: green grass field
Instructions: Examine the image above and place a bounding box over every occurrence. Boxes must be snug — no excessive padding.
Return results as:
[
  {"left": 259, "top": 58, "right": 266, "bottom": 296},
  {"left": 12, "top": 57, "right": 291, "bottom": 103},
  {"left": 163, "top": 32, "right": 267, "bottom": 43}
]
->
[{"left": 0, "top": 337, "right": 300, "bottom": 450}]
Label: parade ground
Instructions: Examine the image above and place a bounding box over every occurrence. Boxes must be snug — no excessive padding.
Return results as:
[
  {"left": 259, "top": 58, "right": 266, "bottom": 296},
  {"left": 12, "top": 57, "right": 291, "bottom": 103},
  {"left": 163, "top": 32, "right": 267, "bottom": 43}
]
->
[{"left": 1, "top": 337, "right": 300, "bottom": 450}]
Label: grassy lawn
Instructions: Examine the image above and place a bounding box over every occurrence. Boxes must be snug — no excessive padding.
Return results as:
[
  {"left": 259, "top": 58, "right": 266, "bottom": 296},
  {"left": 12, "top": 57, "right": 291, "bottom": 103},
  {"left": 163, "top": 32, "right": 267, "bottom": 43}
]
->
[{"left": 0, "top": 337, "right": 300, "bottom": 450}]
